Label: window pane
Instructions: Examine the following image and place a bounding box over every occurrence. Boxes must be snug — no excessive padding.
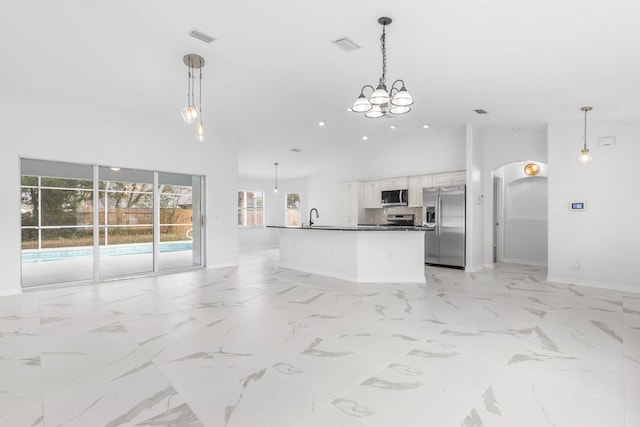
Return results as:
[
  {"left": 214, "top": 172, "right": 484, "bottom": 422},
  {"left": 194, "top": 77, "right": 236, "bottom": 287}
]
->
[
  {"left": 286, "top": 193, "right": 301, "bottom": 226},
  {"left": 21, "top": 187, "right": 38, "bottom": 227},
  {"left": 41, "top": 177, "right": 93, "bottom": 189},
  {"left": 41, "top": 227, "right": 94, "bottom": 249},
  {"left": 41, "top": 189, "right": 93, "bottom": 226},
  {"left": 160, "top": 186, "right": 193, "bottom": 242},
  {"left": 238, "top": 191, "right": 263, "bottom": 226}
]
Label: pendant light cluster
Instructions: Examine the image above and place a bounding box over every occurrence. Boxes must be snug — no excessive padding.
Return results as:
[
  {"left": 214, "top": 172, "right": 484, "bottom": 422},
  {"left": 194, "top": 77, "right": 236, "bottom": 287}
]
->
[
  {"left": 181, "top": 54, "right": 205, "bottom": 142},
  {"left": 351, "top": 17, "right": 413, "bottom": 118},
  {"left": 578, "top": 106, "right": 593, "bottom": 164}
]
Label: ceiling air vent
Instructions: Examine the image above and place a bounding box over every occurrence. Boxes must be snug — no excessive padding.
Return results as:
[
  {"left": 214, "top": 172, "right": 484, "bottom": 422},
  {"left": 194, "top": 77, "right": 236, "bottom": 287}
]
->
[
  {"left": 188, "top": 29, "right": 215, "bottom": 43},
  {"left": 474, "top": 109, "right": 488, "bottom": 114},
  {"left": 331, "top": 37, "right": 360, "bottom": 52}
]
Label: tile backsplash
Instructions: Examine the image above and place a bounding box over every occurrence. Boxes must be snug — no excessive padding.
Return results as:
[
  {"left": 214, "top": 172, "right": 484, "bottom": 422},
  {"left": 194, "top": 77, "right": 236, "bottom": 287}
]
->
[{"left": 364, "top": 206, "right": 423, "bottom": 225}]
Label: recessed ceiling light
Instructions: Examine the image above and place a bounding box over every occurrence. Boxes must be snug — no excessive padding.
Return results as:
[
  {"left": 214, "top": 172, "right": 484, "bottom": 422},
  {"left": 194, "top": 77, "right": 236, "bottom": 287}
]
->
[
  {"left": 318, "top": 121, "right": 326, "bottom": 126},
  {"left": 291, "top": 148, "right": 302, "bottom": 152},
  {"left": 361, "top": 135, "right": 368, "bottom": 141},
  {"left": 423, "top": 124, "right": 430, "bottom": 129},
  {"left": 390, "top": 124, "right": 397, "bottom": 129}
]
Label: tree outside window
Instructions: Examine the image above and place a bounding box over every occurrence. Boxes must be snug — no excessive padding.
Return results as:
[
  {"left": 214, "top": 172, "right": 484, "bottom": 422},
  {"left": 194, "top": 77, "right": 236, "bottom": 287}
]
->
[{"left": 286, "top": 193, "right": 300, "bottom": 226}]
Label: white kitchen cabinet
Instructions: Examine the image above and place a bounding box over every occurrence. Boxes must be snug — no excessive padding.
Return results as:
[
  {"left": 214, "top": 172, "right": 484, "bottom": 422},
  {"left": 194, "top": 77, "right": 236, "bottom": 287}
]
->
[
  {"left": 380, "top": 177, "right": 408, "bottom": 191},
  {"left": 452, "top": 170, "right": 467, "bottom": 184},
  {"left": 340, "top": 181, "right": 365, "bottom": 225},
  {"left": 432, "top": 171, "right": 466, "bottom": 186},
  {"left": 364, "top": 180, "right": 382, "bottom": 208},
  {"left": 408, "top": 174, "right": 433, "bottom": 207}
]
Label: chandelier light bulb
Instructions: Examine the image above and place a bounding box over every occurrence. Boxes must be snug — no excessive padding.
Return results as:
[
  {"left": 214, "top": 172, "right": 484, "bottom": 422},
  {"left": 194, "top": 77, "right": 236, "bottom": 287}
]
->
[
  {"left": 195, "top": 121, "right": 205, "bottom": 142},
  {"left": 391, "top": 87, "right": 414, "bottom": 106},
  {"left": 390, "top": 104, "right": 411, "bottom": 115},
  {"left": 181, "top": 105, "right": 198, "bottom": 124},
  {"left": 578, "top": 148, "right": 593, "bottom": 164},
  {"left": 370, "top": 84, "right": 390, "bottom": 105},
  {"left": 365, "top": 104, "right": 385, "bottom": 119},
  {"left": 352, "top": 93, "right": 373, "bottom": 113}
]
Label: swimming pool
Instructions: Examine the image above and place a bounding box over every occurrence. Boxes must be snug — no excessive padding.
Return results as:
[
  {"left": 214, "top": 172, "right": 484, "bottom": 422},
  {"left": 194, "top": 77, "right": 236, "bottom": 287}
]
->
[{"left": 22, "top": 242, "right": 193, "bottom": 263}]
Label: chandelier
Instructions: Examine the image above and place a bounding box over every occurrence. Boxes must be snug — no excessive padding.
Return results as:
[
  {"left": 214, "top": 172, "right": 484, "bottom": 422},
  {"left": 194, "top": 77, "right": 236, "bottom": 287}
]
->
[
  {"left": 351, "top": 17, "right": 413, "bottom": 118},
  {"left": 181, "top": 54, "right": 205, "bottom": 141}
]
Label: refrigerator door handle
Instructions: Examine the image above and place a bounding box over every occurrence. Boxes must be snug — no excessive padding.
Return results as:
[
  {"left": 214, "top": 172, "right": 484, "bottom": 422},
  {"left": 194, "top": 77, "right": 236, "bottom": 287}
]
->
[{"left": 437, "top": 196, "right": 442, "bottom": 236}]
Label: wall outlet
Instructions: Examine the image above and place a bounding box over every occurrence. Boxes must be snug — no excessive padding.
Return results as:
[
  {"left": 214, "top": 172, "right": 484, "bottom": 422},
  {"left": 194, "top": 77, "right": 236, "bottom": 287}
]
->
[{"left": 573, "top": 261, "right": 581, "bottom": 271}]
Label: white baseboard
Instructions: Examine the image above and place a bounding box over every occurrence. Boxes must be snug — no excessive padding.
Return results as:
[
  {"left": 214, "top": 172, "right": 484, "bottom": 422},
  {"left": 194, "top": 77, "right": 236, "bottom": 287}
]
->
[
  {"left": 0, "top": 288, "right": 22, "bottom": 298},
  {"left": 502, "top": 258, "right": 548, "bottom": 267},
  {"left": 546, "top": 276, "right": 640, "bottom": 294},
  {"left": 206, "top": 262, "right": 239, "bottom": 270}
]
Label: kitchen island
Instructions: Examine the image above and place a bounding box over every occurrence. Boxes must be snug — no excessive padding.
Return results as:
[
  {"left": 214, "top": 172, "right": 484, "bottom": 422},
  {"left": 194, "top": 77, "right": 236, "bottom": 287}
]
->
[{"left": 269, "top": 226, "right": 425, "bottom": 283}]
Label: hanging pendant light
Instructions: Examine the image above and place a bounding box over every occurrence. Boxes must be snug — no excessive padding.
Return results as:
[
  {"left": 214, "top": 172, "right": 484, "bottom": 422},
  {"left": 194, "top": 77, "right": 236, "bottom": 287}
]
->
[
  {"left": 274, "top": 162, "right": 279, "bottom": 193},
  {"left": 181, "top": 54, "right": 205, "bottom": 141},
  {"left": 351, "top": 17, "right": 413, "bottom": 119},
  {"left": 578, "top": 106, "right": 593, "bottom": 164}
]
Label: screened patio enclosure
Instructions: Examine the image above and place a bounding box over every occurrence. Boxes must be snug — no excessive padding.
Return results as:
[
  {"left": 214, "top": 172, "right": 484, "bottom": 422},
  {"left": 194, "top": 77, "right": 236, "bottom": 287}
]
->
[{"left": 20, "top": 159, "right": 204, "bottom": 288}]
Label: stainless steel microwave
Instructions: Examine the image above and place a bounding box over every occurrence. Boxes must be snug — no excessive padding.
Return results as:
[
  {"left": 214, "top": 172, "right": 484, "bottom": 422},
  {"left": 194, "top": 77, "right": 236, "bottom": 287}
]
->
[{"left": 381, "top": 189, "right": 408, "bottom": 207}]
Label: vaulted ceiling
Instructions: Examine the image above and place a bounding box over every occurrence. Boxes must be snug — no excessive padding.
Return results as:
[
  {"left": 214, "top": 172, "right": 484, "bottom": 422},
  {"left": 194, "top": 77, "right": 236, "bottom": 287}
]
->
[{"left": 2, "top": 0, "right": 639, "bottom": 179}]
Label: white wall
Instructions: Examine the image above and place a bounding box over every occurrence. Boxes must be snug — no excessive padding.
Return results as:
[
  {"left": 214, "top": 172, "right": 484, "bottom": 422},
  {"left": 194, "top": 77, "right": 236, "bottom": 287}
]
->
[
  {"left": 548, "top": 122, "right": 640, "bottom": 292},
  {"left": 481, "top": 127, "right": 548, "bottom": 267},
  {"left": 500, "top": 163, "right": 548, "bottom": 265},
  {"left": 237, "top": 176, "right": 308, "bottom": 251},
  {"left": 465, "top": 124, "right": 485, "bottom": 271},
  {"left": 307, "top": 127, "right": 467, "bottom": 226},
  {"left": 0, "top": 92, "right": 239, "bottom": 296}
]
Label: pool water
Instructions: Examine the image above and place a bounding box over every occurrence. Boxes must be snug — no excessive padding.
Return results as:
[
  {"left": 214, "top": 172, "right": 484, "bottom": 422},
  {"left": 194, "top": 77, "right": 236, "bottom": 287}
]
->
[{"left": 22, "top": 242, "right": 193, "bottom": 263}]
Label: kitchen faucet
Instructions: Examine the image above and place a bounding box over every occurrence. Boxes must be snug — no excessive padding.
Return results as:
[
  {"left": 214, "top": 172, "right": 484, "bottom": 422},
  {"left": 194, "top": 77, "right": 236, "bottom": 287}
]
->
[{"left": 309, "top": 208, "right": 319, "bottom": 227}]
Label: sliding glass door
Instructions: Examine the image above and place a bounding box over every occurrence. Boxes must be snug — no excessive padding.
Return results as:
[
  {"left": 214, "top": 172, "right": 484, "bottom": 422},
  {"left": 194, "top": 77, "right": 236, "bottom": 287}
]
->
[
  {"left": 21, "top": 160, "right": 95, "bottom": 287},
  {"left": 20, "top": 159, "right": 205, "bottom": 288},
  {"left": 98, "top": 167, "right": 155, "bottom": 279},
  {"left": 158, "top": 172, "right": 203, "bottom": 271}
]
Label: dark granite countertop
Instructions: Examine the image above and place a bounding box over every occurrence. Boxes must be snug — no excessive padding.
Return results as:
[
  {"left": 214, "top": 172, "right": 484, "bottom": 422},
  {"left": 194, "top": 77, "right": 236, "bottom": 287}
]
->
[{"left": 266, "top": 225, "right": 425, "bottom": 232}]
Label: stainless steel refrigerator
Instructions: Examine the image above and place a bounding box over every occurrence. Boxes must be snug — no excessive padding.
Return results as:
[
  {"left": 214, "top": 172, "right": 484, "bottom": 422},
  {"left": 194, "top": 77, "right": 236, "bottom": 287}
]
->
[{"left": 422, "top": 185, "right": 465, "bottom": 268}]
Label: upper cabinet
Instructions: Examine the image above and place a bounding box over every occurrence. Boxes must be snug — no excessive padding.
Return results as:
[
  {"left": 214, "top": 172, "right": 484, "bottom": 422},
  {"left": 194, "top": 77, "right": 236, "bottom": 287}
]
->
[
  {"left": 408, "top": 175, "right": 433, "bottom": 207},
  {"left": 340, "top": 181, "right": 365, "bottom": 225},
  {"left": 380, "top": 177, "right": 408, "bottom": 191},
  {"left": 432, "top": 170, "right": 466, "bottom": 186},
  {"left": 364, "top": 180, "right": 382, "bottom": 208}
]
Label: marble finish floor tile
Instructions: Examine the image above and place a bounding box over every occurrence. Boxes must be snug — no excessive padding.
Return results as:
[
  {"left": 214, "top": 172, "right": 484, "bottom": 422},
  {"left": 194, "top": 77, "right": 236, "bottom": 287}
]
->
[{"left": 1, "top": 250, "right": 638, "bottom": 426}]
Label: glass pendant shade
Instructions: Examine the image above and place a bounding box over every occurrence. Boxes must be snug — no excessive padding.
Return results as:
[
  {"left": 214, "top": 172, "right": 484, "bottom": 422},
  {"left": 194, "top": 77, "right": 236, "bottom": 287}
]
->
[
  {"left": 195, "top": 121, "right": 205, "bottom": 142},
  {"left": 391, "top": 87, "right": 413, "bottom": 106},
  {"left": 365, "top": 104, "right": 385, "bottom": 118},
  {"left": 370, "top": 85, "right": 390, "bottom": 105},
  {"left": 390, "top": 104, "right": 411, "bottom": 115},
  {"left": 578, "top": 148, "right": 593, "bottom": 164},
  {"left": 181, "top": 105, "right": 198, "bottom": 124},
  {"left": 352, "top": 94, "right": 373, "bottom": 113}
]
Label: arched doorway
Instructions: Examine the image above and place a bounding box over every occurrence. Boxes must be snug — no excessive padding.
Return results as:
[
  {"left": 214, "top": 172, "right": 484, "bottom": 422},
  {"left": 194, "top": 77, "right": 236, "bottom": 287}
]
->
[{"left": 493, "top": 160, "right": 548, "bottom": 265}]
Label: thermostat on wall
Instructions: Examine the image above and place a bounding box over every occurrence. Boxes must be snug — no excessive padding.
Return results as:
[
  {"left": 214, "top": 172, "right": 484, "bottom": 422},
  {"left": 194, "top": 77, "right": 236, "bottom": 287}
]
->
[{"left": 569, "top": 202, "right": 587, "bottom": 211}]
